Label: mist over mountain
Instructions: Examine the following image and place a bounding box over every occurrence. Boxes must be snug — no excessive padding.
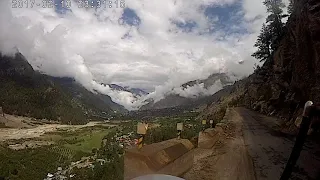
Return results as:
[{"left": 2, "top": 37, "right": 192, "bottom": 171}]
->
[
  {"left": 0, "top": 53, "right": 126, "bottom": 124},
  {"left": 140, "top": 73, "right": 234, "bottom": 110},
  {"left": 107, "top": 84, "right": 149, "bottom": 97}
]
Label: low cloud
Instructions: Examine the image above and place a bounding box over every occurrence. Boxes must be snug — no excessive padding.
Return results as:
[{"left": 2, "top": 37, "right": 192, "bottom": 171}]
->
[{"left": 172, "top": 80, "right": 224, "bottom": 98}]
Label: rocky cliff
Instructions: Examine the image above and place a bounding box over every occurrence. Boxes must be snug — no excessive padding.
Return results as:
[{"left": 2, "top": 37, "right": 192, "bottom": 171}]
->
[{"left": 200, "top": 0, "right": 320, "bottom": 131}]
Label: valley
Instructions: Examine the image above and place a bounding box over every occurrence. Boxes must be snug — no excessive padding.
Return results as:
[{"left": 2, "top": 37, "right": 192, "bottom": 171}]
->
[
  {"left": 0, "top": 109, "right": 201, "bottom": 180},
  {"left": 0, "top": 114, "right": 118, "bottom": 179},
  {"left": 0, "top": 0, "right": 320, "bottom": 179},
  {"left": 0, "top": 114, "right": 116, "bottom": 141}
]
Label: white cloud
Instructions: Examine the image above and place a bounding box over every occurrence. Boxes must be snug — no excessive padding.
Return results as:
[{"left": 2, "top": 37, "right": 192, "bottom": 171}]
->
[
  {"left": 172, "top": 80, "right": 223, "bottom": 98},
  {"left": 0, "top": 0, "right": 281, "bottom": 110}
]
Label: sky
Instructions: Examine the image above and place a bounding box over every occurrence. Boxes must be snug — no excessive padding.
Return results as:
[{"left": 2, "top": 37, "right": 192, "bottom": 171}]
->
[{"left": 0, "top": 0, "right": 289, "bottom": 110}]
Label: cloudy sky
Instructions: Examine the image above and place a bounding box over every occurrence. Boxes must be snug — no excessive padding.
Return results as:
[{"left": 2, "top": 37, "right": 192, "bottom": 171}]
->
[{"left": 0, "top": 0, "right": 289, "bottom": 110}]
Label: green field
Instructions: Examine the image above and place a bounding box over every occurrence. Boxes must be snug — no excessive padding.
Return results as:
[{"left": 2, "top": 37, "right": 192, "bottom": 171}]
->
[
  {"left": 0, "top": 111, "right": 201, "bottom": 180},
  {"left": 63, "top": 130, "right": 110, "bottom": 153},
  {"left": 0, "top": 145, "right": 70, "bottom": 180},
  {"left": 0, "top": 125, "right": 113, "bottom": 180}
]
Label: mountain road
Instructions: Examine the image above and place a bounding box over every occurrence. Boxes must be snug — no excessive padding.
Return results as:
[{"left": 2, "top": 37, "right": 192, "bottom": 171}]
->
[{"left": 236, "top": 107, "right": 320, "bottom": 180}]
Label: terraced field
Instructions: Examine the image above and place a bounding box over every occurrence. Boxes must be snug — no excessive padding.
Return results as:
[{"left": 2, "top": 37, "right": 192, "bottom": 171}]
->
[{"left": 0, "top": 123, "right": 115, "bottom": 180}]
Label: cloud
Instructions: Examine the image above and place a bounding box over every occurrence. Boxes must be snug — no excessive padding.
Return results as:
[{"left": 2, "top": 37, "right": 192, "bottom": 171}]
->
[
  {"left": 0, "top": 0, "right": 287, "bottom": 110},
  {"left": 92, "top": 82, "right": 143, "bottom": 110},
  {"left": 171, "top": 80, "right": 224, "bottom": 98}
]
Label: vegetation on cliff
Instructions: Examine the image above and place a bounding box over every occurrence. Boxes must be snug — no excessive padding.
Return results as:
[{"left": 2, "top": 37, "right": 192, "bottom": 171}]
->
[{"left": 252, "top": 0, "right": 287, "bottom": 62}]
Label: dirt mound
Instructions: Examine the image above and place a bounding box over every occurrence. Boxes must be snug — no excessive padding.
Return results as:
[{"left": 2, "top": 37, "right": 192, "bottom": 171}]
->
[{"left": 124, "top": 138, "right": 194, "bottom": 180}]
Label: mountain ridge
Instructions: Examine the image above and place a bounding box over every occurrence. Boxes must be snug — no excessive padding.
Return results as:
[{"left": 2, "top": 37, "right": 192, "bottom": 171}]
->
[
  {"left": 0, "top": 53, "right": 126, "bottom": 124},
  {"left": 140, "top": 73, "right": 234, "bottom": 110},
  {"left": 107, "top": 83, "right": 149, "bottom": 97}
]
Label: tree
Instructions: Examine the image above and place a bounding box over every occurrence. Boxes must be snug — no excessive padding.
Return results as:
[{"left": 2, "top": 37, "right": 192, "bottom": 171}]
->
[
  {"left": 252, "top": 23, "right": 272, "bottom": 62},
  {"left": 252, "top": 0, "right": 286, "bottom": 62},
  {"left": 287, "top": 0, "right": 294, "bottom": 15}
]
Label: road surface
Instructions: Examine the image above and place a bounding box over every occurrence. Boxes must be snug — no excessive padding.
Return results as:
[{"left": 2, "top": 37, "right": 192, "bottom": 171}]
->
[
  {"left": 183, "top": 108, "right": 256, "bottom": 180},
  {"left": 236, "top": 107, "right": 320, "bottom": 180}
]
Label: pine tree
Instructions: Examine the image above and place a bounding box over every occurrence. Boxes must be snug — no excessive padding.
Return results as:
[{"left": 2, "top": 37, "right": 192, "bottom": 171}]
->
[
  {"left": 252, "top": 23, "right": 272, "bottom": 62},
  {"left": 287, "top": 0, "right": 294, "bottom": 15},
  {"left": 252, "top": 0, "right": 286, "bottom": 62}
]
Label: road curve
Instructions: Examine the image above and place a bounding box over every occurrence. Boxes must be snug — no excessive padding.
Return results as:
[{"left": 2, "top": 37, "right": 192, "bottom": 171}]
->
[{"left": 235, "top": 107, "right": 320, "bottom": 180}]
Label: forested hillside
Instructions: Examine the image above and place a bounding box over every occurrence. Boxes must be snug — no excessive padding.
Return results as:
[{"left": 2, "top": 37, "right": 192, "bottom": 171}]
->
[{"left": 0, "top": 53, "right": 126, "bottom": 124}]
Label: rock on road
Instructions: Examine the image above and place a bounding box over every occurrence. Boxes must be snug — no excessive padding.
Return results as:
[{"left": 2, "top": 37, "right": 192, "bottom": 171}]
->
[{"left": 236, "top": 107, "right": 320, "bottom": 180}]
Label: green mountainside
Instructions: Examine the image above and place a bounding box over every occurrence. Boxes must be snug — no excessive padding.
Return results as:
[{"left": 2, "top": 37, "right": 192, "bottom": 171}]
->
[{"left": 0, "top": 53, "right": 126, "bottom": 124}]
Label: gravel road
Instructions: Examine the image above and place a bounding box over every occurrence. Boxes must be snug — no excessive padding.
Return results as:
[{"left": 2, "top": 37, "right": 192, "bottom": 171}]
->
[{"left": 236, "top": 107, "right": 320, "bottom": 180}]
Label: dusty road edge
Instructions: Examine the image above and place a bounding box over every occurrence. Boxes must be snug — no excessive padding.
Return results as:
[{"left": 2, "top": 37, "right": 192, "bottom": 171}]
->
[
  {"left": 183, "top": 108, "right": 256, "bottom": 180},
  {"left": 221, "top": 107, "right": 257, "bottom": 180}
]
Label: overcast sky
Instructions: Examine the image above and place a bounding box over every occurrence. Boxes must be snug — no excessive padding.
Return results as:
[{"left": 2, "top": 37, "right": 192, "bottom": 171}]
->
[{"left": 0, "top": 0, "right": 289, "bottom": 110}]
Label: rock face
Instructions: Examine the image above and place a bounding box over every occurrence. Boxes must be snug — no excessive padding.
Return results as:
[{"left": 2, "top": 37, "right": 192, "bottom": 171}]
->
[{"left": 201, "top": 0, "right": 320, "bottom": 127}]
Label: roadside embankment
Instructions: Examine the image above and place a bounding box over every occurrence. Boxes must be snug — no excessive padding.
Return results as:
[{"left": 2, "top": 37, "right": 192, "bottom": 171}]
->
[
  {"left": 124, "top": 138, "right": 195, "bottom": 180},
  {"left": 184, "top": 108, "right": 256, "bottom": 180}
]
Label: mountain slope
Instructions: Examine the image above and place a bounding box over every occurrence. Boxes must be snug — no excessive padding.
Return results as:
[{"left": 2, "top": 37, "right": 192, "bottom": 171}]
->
[
  {"left": 51, "top": 77, "right": 127, "bottom": 114},
  {"left": 140, "top": 73, "right": 233, "bottom": 110},
  {"left": 0, "top": 53, "right": 126, "bottom": 124},
  {"left": 199, "top": 0, "right": 320, "bottom": 130}
]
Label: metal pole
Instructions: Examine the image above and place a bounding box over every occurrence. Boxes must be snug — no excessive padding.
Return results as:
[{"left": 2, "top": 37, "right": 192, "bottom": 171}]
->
[{"left": 280, "top": 101, "right": 314, "bottom": 180}]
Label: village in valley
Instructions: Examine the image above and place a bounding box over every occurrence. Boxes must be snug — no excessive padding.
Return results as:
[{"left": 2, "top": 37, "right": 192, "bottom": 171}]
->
[{"left": 0, "top": 107, "right": 201, "bottom": 180}]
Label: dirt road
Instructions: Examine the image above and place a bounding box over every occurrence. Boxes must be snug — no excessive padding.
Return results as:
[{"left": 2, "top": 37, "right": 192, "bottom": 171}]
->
[
  {"left": 183, "top": 108, "right": 256, "bottom": 180},
  {"left": 236, "top": 107, "right": 320, "bottom": 180},
  {"left": 184, "top": 107, "right": 320, "bottom": 180}
]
